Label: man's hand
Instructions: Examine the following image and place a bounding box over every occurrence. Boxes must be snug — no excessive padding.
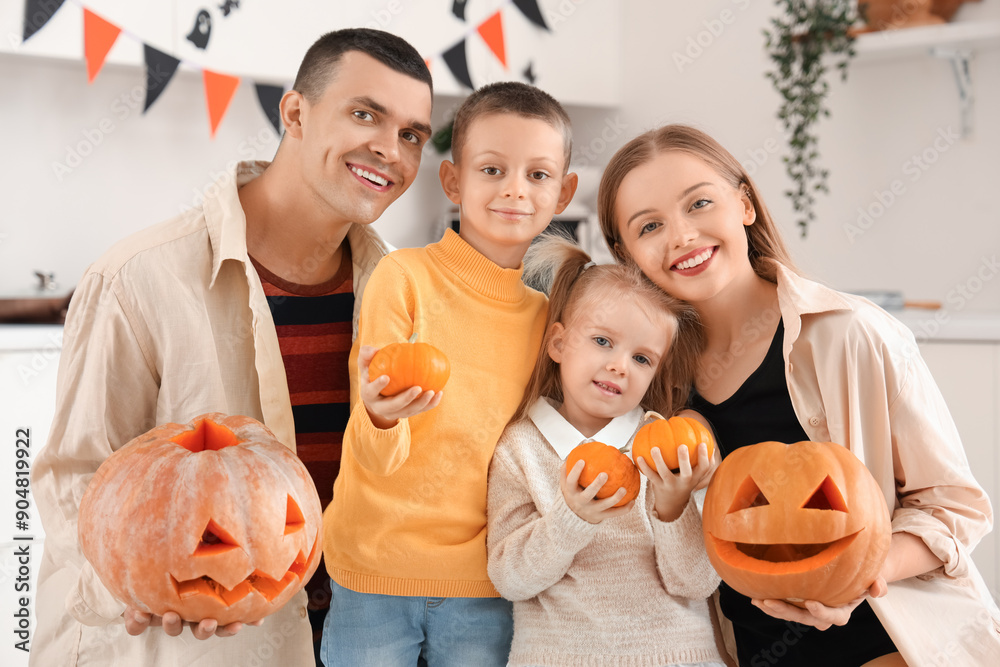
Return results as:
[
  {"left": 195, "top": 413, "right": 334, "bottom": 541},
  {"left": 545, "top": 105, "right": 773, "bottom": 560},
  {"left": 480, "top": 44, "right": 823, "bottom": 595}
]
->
[
  {"left": 358, "top": 345, "right": 443, "bottom": 429},
  {"left": 123, "top": 606, "right": 263, "bottom": 639}
]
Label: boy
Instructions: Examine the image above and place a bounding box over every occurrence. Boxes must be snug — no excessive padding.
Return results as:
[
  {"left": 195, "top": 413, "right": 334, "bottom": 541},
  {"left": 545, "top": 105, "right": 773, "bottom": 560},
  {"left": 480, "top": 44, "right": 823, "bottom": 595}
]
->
[{"left": 321, "top": 82, "right": 577, "bottom": 666}]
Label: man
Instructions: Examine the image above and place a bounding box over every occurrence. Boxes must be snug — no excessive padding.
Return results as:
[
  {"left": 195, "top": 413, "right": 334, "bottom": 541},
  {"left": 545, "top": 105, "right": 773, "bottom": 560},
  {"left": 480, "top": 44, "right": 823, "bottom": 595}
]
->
[{"left": 31, "top": 28, "right": 433, "bottom": 667}]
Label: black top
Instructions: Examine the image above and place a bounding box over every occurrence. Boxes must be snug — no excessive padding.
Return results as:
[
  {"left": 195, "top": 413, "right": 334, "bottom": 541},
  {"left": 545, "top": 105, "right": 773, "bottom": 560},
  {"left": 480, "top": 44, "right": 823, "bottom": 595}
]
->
[{"left": 690, "top": 319, "right": 897, "bottom": 667}]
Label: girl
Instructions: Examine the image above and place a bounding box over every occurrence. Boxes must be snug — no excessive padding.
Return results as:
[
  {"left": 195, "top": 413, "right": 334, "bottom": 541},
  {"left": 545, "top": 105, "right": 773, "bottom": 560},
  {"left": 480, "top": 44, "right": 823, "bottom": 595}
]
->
[
  {"left": 597, "top": 124, "right": 1000, "bottom": 667},
  {"left": 486, "top": 234, "right": 728, "bottom": 667}
]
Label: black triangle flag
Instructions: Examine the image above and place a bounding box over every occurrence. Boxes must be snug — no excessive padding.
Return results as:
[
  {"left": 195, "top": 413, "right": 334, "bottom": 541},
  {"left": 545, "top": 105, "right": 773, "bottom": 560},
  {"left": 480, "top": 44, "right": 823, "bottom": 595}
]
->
[
  {"left": 513, "top": 0, "right": 549, "bottom": 31},
  {"left": 523, "top": 61, "right": 536, "bottom": 84},
  {"left": 443, "top": 40, "right": 473, "bottom": 90},
  {"left": 143, "top": 44, "right": 181, "bottom": 113},
  {"left": 255, "top": 83, "right": 284, "bottom": 135},
  {"left": 23, "top": 0, "right": 66, "bottom": 42},
  {"left": 452, "top": 0, "right": 467, "bottom": 21}
]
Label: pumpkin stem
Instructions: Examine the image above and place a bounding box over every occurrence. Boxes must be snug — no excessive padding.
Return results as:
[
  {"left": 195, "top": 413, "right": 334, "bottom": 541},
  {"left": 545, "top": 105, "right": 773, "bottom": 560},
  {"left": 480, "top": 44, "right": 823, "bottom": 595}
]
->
[{"left": 408, "top": 333, "right": 418, "bottom": 344}]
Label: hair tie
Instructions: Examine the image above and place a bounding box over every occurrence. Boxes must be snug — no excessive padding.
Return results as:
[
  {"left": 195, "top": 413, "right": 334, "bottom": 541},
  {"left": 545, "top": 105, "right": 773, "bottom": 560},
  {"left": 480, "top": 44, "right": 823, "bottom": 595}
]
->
[{"left": 581, "top": 261, "right": 596, "bottom": 271}]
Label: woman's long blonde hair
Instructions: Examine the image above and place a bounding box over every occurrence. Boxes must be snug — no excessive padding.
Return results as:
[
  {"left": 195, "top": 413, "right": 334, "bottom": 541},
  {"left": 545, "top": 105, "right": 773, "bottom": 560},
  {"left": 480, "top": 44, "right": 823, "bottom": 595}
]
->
[
  {"left": 511, "top": 234, "right": 703, "bottom": 425},
  {"left": 597, "top": 124, "right": 797, "bottom": 282}
]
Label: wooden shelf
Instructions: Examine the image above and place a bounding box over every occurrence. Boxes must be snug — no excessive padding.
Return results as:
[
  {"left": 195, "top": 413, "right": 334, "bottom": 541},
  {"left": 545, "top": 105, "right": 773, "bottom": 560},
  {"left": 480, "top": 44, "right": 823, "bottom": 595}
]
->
[{"left": 854, "top": 20, "right": 1000, "bottom": 62}]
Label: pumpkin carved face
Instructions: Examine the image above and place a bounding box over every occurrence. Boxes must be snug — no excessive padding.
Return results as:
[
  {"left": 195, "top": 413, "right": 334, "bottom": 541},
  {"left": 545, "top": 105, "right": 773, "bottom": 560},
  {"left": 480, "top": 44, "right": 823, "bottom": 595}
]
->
[
  {"left": 702, "top": 441, "right": 890, "bottom": 607},
  {"left": 369, "top": 333, "right": 451, "bottom": 397},
  {"left": 566, "top": 441, "right": 640, "bottom": 507},
  {"left": 79, "top": 413, "right": 323, "bottom": 624}
]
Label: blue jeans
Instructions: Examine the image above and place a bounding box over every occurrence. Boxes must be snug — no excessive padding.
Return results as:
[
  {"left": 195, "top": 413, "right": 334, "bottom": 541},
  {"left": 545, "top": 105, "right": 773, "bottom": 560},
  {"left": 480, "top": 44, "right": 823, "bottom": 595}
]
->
[{"left": 320, "top": 579, "right": 513, "bottom": 667}]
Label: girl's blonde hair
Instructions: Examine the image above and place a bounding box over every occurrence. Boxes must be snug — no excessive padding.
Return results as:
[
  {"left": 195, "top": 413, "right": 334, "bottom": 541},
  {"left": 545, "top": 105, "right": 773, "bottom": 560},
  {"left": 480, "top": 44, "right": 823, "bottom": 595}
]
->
[
  {"left": 512, "top": 234, "right": 702, "bottom": 424},
  {"left": 597, "top": 124, "right": 797, "bottom": 282}
]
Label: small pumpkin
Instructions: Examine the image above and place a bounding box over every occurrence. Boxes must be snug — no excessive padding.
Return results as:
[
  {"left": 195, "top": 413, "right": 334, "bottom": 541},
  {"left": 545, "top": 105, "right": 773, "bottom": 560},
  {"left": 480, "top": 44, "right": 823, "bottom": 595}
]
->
[
  {"left": 369, "top": 333, "right": 451, "bottom": 397},
  {"left": 565, "top": 441, "right": 640, "bottom": 507},
  {"left": 702, "top": 440, "right": 890, "bottom": 607},
  {"left": 632, "top": 415, "right": 715, "bottom": 473},
  {"left": 79, "top": 413, "right": 323, "bottom": 624}
]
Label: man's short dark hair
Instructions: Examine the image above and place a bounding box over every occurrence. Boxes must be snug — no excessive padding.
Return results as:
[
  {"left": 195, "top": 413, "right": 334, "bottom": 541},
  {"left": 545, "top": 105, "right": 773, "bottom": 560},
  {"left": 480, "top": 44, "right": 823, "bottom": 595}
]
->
[
  {"left": 293, "top": 28, "right": 432, "bottom": 102},
  {"left": 451, "top": 81, "right": 572, "bottom": 169}
]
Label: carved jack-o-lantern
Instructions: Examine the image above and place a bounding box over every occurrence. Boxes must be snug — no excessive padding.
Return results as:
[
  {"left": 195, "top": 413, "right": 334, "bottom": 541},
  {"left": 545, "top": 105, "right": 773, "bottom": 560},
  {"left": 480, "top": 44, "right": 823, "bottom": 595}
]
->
[
  {"left": 702, "top": 441, "right": 890, "bottom": 607},
  {"left": 79, "top": 413, "right": 323, "bottom": 624}
]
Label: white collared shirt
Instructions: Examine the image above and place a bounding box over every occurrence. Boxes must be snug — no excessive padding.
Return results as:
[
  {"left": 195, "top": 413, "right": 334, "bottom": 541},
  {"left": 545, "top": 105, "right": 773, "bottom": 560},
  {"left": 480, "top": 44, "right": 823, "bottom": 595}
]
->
[{"left": 527, "top": 396, "right": 645, "bottom": 460}]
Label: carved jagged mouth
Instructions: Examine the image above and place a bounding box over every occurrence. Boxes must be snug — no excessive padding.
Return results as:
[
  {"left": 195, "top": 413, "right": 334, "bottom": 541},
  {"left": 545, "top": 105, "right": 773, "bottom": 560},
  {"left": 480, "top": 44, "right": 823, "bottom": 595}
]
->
[
  {"left": 170, "top": 548, "right": 311, "bottom": 606},
  {"left": 707, "top": 530, "right": 861, "bottom": 573}
]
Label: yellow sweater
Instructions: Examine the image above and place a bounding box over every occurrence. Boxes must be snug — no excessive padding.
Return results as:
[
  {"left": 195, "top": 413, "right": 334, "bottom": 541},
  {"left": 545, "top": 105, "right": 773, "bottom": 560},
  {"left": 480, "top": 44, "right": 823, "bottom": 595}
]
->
[{"left": 323, "top": 229, "right": 547, "bottom": 597}]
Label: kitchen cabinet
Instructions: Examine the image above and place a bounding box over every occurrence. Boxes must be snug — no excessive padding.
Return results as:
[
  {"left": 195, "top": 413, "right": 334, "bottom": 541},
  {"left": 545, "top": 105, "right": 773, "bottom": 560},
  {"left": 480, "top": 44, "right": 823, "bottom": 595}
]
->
[{"left": 917, "top": 340, "right": 999, "bottom": 593}]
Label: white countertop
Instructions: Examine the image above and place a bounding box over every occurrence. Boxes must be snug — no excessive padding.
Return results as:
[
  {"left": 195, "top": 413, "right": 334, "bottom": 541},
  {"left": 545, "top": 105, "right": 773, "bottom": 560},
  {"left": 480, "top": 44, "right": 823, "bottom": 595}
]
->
[
  {"left": 0, "top": 325, "right": 64, "bottom": 351},
  {"left": 890, "top": 309, "right": 1000, "bottom": 343}
]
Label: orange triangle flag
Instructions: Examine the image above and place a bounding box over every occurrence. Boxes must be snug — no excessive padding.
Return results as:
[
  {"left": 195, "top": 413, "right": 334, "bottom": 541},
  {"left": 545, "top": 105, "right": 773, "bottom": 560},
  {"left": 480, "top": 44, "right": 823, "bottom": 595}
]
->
[
  {"left": 203, "top": 69, "right": 241, "bottom": 138},
  {"left": 83, "top": 9, "right": 122, "bottom": 83},
  {"left": 477, "top": 11, "right": 506, "bottom": 68}
]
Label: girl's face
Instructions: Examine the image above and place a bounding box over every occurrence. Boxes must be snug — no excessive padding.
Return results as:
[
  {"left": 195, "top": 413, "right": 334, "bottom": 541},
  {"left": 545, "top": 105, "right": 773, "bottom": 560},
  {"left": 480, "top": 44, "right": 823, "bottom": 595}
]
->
[
  {"left": 614, "top": 151, "right": 756, "bottom": 305},
  {"left": 548, "top": 295, "right": 670, "bottom": 436}
]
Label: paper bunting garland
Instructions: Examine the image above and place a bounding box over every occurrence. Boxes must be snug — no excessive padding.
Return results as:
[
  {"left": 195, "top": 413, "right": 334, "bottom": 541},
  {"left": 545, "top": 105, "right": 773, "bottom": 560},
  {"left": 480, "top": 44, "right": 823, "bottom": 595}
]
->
[
  {"left": 513, "top": 0, "right": 549, "bottom": 31},
  {"left": 477, "top": 11, "right": 506, "bottom": 68},
  {"left": 203, "top": 69, "right": 241, "bottom": 138},
  {"left": 442, "top": 40, "right": 474, "bottom": 90},
  {"left": 255, "top": 83, "right": 284, "bottom": 135},
  {"left": 22, "top": 0, "right": 66, "bottom": 42},
  {"left": 83, "top": 8, "right": 121, "bottom": 83},
  {"left": 143, "top": 44, "right": 180, "bottom": 112},
  {"left": 24, "top": 0, "right": 550, "bottom": 138}
]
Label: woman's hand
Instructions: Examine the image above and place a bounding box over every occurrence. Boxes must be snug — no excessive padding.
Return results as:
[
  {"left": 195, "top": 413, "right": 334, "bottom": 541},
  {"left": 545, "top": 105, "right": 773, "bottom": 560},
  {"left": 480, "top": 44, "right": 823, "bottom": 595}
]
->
[
  {"left": 123, "top": 607, "right": 263, "bottom": 639},
  {"left": 635, "top": 442, "right": 716, "bottom": 522},
  {"left": 751, "top": 576, "right": 889, "bottom": 630},
  {"left": 358, "top": 345, "right": 443, "bottom": 429},
  {"left": 560, "top": 459, "right": 635, "bottom": 524}
]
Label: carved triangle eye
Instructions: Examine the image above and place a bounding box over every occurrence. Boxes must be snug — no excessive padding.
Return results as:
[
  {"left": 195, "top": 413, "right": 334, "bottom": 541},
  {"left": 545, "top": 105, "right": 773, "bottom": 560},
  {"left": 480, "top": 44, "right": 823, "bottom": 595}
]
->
[
  {"left": 285, "top": 495, "right": 305, "bottom": 535},
  {"left": 193, "top": 518, "right": 240, "bottom": 556},
  {"left": 727, "top": 476, "right": 770, "bottom": 513},
  {"left": 802, "top": 476, "right": 848, "bottom": 512}
]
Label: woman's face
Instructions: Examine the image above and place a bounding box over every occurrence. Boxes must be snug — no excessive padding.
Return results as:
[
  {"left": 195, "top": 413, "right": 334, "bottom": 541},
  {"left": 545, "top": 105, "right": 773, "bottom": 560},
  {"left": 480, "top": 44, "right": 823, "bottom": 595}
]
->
[{"left": 614, "top": 151, "right": 756, "bottom": 305}]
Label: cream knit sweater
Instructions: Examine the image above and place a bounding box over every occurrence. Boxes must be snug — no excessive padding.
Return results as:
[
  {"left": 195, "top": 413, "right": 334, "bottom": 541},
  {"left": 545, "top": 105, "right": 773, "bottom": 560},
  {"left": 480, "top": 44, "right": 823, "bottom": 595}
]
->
[{"left": 487, "top": 417, "right": 725, "bottom": 667}]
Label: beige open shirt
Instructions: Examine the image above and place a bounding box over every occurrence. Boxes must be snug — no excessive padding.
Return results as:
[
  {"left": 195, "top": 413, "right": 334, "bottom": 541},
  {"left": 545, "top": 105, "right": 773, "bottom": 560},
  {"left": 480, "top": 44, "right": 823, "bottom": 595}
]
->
[
  {"left": 30, "top": 161, "right": 390, "bottom": 667},
  {"left": 714, "top": 264, "right": 1000, "bottom": 666}
]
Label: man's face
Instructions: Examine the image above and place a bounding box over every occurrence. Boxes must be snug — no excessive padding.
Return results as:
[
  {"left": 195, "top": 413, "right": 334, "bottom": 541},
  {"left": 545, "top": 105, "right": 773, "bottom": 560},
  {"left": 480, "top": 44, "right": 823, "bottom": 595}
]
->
[{"left": 296, "top": 51, "right": 433, "bottom": 225}]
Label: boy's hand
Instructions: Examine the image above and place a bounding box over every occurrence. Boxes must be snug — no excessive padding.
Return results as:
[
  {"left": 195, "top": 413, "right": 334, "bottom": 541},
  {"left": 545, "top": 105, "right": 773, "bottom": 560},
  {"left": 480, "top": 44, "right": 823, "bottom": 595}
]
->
[
  {"left": 635, "top": 442, "right": 716, "bottom": 522},
  {"left": 358, "top": 345, "right": 443, "bottom": 429},
  {"left": 560, "top": 459, "right": 634, "bottom": 524},
  {"left": 123, "top": 606, "right": 263, "bottom": 639}
]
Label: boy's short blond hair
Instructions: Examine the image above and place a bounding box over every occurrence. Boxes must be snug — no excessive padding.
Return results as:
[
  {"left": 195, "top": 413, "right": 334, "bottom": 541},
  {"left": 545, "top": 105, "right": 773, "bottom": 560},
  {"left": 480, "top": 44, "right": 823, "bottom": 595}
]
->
[{"left": 451, "top": 81, "right": 572, "bottom": 170}]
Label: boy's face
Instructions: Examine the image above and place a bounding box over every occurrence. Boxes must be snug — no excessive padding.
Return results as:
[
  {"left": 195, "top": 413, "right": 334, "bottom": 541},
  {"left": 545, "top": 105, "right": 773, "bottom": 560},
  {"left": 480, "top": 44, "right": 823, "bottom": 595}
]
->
[
  {"left": 291, "top": 51, "right": 433, "bottom": 226},
  {"left": 440, "top": 113, "right": 577, "bottom": 268}
]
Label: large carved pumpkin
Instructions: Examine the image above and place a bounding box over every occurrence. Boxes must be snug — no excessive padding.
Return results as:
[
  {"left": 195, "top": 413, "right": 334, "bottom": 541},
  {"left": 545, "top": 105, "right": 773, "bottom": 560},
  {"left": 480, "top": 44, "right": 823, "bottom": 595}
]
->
[
  {"left": 79, "top": 413, "right": 323, "bottom": 624},
  {"left": 702, "top": 440, "right": 890, "bottom": 607},
  {"left": 566, "top": 441, "right": 640, "bottom": 508}
]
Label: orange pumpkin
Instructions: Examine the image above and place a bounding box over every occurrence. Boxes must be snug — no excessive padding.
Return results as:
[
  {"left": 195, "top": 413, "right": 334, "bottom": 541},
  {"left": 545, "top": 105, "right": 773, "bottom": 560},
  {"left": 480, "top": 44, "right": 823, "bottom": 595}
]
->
[
  {"left": 78, "top": 413, "right": 323, "bottom": 624},
  {"left": 632, "top": 415, "right": 716, "bottom": 473},
  {"left": 566, "top": 441, "right": 640, "bottom": 507},
  {"left": 369, "top": 333, "right": 451, "bottom": 397},
  {"left": 702, "top": 440, "right": 890, "bottom": 607}
]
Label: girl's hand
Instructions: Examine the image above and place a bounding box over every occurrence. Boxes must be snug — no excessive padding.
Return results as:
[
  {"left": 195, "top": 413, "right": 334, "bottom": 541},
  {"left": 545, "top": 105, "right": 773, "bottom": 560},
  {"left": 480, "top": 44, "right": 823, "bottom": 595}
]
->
[
  {"left": 358, "top": 345, "right": 443, "bottom": 429},
  {"left": 636, "top": 442, "right": 716, "bottom": 522},
  {"left": 560, "top": 459, "right": 635, "bottom": 524}
]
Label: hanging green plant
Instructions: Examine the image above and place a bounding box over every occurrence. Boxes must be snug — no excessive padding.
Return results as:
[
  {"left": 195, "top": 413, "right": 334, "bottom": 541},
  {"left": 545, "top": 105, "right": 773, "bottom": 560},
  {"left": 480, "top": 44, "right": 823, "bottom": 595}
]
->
[
  {"left": 764, "top": 1, "right": 861, "bottom": 237},
  {"left": 430, "top": 119, "right": 454, "bottom": 154}
]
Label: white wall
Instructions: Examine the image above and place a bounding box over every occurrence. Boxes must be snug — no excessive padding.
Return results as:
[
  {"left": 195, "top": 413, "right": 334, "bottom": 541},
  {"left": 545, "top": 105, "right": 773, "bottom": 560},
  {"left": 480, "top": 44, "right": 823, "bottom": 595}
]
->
[
  {"left": 613, "top": 0, "right": 1000, "bottom": 311},
  {"left": 2, "top": 0, "right": 997, "bottom": 308}
]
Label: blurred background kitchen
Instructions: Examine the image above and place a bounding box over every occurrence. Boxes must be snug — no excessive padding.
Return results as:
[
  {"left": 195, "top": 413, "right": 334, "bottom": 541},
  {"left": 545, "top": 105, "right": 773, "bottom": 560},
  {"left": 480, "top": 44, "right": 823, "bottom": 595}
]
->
[{"left": 1, "top": 1, "right": 998, "bottom": 663}]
